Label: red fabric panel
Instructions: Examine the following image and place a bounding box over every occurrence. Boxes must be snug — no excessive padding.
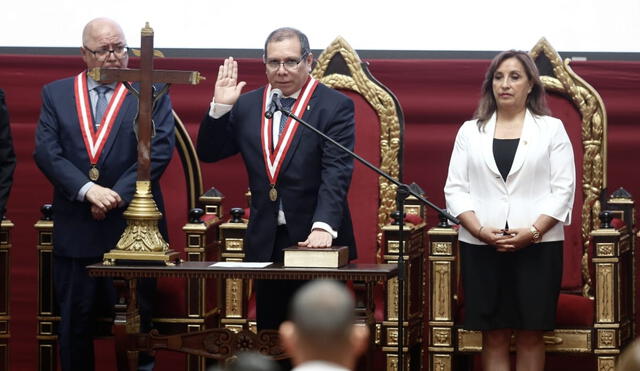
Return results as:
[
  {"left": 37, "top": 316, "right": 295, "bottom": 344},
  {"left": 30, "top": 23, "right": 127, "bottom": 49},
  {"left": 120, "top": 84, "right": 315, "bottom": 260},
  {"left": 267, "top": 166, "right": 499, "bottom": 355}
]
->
[
  {"left": 555, "top": 293, "right": 595, "bottom": 327},
  {"left": 341, "top": 90, "right": 380, "bottom": 264},
  {"left": 2, "top": 55, "right": 640, "bottom": 370},
  {"left": 545, "top": 95, "right": 585, "bottom": 290}
]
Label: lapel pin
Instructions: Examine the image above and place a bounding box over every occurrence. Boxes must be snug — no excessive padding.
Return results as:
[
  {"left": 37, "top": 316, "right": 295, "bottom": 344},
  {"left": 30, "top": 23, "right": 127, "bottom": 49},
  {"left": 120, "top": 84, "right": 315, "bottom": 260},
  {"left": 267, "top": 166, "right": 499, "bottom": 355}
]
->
[{"left": 307, "top": 105, "right": 311, "bottom": 111}]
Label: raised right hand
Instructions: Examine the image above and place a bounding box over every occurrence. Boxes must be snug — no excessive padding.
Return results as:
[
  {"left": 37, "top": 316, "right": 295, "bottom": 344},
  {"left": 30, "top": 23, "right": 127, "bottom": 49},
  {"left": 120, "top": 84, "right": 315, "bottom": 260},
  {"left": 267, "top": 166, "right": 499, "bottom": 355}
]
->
[
  {"left": 213, "top": 57, "right": 247, "bottom": 105},
  {"left": 85, "top": 184, "right": 122, "bottom": 212}
]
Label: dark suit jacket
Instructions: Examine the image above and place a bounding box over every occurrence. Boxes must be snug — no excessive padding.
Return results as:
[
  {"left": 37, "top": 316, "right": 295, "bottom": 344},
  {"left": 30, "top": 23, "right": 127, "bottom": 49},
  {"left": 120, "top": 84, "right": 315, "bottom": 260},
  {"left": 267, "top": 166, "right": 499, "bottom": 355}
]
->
[
  {"left": 197, "top": 83, "right": 356, "bottom": 262},
  {"left": 34, "top": 76, "right": 175, "bottom": 258},
  {"left": 0, "top": 89, "right": 16, "bottom": 221}
]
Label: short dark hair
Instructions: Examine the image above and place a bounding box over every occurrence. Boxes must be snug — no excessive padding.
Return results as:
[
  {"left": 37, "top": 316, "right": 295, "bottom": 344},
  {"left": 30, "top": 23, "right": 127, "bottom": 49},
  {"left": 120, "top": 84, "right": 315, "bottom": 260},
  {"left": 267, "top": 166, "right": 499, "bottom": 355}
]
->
[
  {"left": 290, "top": 280, "right": 354, "bottom": 349},
  {"left": 263, "top": 27, "right": 311, "bottom": 59},
  {"left": 474, "top": 50, "right": 550, "bottom": 129}
]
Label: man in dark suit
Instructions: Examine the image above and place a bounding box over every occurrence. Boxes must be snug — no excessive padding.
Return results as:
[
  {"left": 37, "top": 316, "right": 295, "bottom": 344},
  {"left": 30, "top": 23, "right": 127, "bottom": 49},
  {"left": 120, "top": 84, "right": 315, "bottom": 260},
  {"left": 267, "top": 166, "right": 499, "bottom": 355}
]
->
[
  {"left": 0, "top": 89, "right": 16, "bottom": 222},
  {"left": 197, "top": 27, "right": 356, "bottom": 330},
  {"left": 33, "top": 18, "right": 174, "bottom": 371}
]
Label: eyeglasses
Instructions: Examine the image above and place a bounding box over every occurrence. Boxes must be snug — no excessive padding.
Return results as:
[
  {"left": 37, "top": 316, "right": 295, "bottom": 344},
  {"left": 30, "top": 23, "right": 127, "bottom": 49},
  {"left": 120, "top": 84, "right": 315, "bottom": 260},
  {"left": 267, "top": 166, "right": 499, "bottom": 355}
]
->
[
  {"left": 83, "top": 45, "right": 129, "bottom": 61},
  {"left": 265, "top": 52, "right": 309, "bottom": 71}
]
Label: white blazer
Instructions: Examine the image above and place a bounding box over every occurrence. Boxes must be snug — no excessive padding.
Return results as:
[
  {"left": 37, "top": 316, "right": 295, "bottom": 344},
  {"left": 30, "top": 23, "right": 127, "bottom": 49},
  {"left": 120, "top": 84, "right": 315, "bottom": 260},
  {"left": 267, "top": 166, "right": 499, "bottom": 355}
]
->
[{"left": 444, "top": 110, "right": 576, "bottom": 245}]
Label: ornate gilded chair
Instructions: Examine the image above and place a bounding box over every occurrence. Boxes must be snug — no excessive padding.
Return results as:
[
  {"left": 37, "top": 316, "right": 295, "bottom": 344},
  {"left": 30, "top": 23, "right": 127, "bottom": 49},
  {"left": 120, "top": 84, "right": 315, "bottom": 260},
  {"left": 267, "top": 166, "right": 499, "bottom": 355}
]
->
[
  {"left": 35, "top": 111, "right": 222, "bottom": 371},
  {"left": 214, "top": 37, "right": 426, "bottom": 370},
  {"left": 426, "top": 38, "right": 636, "bottom": 371}
]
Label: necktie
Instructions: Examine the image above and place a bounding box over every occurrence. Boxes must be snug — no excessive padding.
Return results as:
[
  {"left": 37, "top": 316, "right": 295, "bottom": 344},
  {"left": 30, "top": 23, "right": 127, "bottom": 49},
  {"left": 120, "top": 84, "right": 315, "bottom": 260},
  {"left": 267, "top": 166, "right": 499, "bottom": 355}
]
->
[
  {"left": 277, "top": 97, "right": 296, "bottom": 213},
  {"left": 94, "top": 85, "right": 112, "bottom": 129},
  {"left": 278, "top": 97, "right": 296, "bottom": 136}
]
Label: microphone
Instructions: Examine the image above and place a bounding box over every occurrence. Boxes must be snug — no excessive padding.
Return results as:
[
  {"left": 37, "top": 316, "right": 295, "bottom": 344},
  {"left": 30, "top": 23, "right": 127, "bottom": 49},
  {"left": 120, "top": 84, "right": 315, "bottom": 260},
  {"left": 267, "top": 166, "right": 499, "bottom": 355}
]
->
[{"left": 264, "top": 88, "right": 283, "bottom": 119}]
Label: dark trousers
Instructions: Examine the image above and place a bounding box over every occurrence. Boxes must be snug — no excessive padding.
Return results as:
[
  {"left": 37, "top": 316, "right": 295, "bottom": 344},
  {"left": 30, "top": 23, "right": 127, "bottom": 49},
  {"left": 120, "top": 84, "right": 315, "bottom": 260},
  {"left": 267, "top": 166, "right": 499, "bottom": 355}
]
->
[
  {"left": 53, "top": 255, "right": 156, "bottom": 371},
  {"left": 255, "top": 226, "right": 305, "bottom": 331}
]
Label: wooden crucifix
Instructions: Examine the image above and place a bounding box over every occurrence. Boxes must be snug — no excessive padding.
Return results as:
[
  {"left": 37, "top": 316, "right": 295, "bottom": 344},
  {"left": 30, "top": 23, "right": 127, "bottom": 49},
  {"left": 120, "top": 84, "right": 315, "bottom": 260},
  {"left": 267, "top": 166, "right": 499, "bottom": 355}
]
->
[
  {"left": 91, "top": 22, "right": 204, "bottom": 265},
  {"left": 89, "top": 21, "right": 203, "bottom": 181}
]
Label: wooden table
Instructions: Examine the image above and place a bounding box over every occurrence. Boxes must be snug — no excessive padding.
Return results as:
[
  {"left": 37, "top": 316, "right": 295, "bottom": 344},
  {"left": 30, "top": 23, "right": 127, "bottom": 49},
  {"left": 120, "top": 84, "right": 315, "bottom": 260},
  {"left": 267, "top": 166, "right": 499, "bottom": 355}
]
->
[{"left": 87, "top": 262, "right": 398, "bottom": 371}]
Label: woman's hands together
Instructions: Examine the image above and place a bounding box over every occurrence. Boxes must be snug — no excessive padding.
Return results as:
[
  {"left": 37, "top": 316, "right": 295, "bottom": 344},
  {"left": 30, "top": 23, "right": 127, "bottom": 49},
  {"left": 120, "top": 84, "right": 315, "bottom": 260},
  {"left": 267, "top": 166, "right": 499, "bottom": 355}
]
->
[{"left": 477, "top": 227, "right": 533, "bottom": 252}]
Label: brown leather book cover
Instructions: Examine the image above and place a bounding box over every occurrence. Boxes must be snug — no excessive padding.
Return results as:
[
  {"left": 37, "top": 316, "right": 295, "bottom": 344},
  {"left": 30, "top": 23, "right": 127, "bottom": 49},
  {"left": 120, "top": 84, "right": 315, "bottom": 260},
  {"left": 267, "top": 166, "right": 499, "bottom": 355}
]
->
[{"left": 283, "top": 246, "right": 349, "bottom": 268}]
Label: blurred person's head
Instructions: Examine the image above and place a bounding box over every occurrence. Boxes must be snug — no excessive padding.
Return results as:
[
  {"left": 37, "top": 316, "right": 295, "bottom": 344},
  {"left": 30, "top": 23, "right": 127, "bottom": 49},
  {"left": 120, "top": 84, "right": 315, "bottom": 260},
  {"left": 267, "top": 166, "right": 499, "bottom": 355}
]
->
[
  {"left": 279, "top": 280, "right": 369, "bottom": 369},
  {"left": 616, "top": 337, "right": 640, "bottom": 371},
  {"left": 206, "top": 351, "right": 281, "bottom": 371}
]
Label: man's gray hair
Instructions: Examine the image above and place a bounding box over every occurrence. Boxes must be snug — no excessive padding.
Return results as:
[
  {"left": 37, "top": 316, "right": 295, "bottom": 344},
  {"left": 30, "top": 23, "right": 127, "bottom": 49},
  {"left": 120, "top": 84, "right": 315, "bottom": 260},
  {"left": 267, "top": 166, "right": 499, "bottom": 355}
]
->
[
  {"left": 290, "top": 280, "right": 355, "bottom": 347},
  {"left": 263, "top": 27, "right": 311, "bottom": 59}
]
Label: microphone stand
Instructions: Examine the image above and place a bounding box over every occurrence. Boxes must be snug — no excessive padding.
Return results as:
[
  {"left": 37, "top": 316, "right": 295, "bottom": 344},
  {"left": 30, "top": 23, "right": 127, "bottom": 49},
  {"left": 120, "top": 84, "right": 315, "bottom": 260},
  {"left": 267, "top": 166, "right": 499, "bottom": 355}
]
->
[{"left": 280, "top": 108, "right": 459, "bottom": 368}]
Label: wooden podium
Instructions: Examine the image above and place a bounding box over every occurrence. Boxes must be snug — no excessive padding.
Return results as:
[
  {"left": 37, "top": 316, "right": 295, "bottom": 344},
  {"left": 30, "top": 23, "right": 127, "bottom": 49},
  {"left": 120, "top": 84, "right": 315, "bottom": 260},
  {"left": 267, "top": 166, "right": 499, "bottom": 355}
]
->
[{"left": 87, "top": 262, "right": 398, "bottom": 371}]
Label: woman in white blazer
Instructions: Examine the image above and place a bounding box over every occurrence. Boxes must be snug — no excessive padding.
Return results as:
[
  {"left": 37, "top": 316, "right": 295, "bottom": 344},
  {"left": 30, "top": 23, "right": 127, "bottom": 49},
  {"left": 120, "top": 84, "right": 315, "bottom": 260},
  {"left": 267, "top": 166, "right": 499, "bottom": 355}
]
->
[{"left": 444, "top": 50, "right": 575, "bottom": 371}]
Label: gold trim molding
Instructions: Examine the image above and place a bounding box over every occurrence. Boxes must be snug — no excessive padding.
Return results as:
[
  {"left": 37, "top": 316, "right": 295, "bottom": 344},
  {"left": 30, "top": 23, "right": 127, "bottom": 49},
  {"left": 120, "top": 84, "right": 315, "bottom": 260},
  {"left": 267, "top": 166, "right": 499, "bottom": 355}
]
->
[{"left": 530, "top": 38, "right": 607, "bottom": 298}]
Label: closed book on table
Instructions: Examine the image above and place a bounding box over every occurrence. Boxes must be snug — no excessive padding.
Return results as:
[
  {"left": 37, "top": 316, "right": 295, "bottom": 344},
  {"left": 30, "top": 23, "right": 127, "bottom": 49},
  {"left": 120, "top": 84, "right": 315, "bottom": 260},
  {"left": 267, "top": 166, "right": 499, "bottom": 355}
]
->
[{"left": 283, "top": 246, "right": 349, "bottom": 268}]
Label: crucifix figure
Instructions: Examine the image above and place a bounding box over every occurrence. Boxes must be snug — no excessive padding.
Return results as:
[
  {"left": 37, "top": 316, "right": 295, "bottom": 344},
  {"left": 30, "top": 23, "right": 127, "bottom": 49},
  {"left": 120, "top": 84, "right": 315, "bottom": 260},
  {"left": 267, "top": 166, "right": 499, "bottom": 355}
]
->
[{"left": 89, "top": 22, "right": 204, "bottom": 265}]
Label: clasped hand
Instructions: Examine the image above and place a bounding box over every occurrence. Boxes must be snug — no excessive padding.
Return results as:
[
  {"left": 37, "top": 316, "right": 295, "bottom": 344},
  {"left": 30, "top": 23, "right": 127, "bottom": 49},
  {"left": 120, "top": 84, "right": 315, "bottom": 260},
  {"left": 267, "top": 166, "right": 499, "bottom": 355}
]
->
[
  {"left": 477, "top": 227, "right": 532, "bottom": 252},
  {"left": 85, "top": 184, "right": 122, "bottom": 220}
]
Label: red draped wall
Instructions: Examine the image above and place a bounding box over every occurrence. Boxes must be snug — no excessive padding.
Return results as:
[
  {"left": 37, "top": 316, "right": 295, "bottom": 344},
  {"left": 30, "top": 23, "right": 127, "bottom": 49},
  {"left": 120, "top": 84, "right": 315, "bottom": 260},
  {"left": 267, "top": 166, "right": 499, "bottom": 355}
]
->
[{"left": 2, "top": 55, "right": 639, "bottom": 370}]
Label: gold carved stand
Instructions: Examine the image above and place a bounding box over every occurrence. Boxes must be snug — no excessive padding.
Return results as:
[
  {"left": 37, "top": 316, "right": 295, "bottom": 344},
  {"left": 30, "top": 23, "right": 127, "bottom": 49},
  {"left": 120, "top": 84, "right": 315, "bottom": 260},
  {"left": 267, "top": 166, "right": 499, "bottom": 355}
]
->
[
  {"left": 103, "top": 181, "right": 180, "bottom": 265},
  {"left": 380, "top": 195, "right": 426, "bottom": 370},
  {"left": 0, "top": 217, "right": 14, "bottom": 370},
  {"left": 35, "top": 205, "right": 58, "bottom": 371}
]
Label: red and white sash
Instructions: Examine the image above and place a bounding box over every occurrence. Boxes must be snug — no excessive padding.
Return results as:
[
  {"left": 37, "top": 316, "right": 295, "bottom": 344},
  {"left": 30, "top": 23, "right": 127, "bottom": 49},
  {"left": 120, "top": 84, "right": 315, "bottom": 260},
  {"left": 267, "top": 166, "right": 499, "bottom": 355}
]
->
[
  {"left": 74, "top": 71, "right": 127, "bottom": 166},
  {"left": 260, "top": 77, "right": 319, "bottom": 187}
]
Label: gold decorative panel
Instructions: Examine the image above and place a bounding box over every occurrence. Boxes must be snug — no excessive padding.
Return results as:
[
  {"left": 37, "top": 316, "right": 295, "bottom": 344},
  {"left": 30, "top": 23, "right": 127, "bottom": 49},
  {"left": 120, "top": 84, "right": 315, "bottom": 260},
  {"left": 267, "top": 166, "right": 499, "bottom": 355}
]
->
[
  {"left": 543, "top": 330, "right": 592, "bottom": 352},
  {"left": 596, "top": 264, "right": 615, "bottom": 323},
  {"left": 225, "top": 238, "right": 243, "bottom": 252},
  {"left": 387, "top": 327, "right": 398, "bottom": 346},
  {"left": 432, "top": 242, "right": 452, "bottom": 256},
  {"left": 458, "top": 330, "right": 483, "bottom": 352},
  {"left": 597, "top": 329, "right": 617, "bottom": 349},
  {"left": 432, "top": 262, "right": 452, "bottom": 321},
  {"left": 204, "top": 205, "right": 219, "bottom": 215},
  {"left": 225, "top": 279, "right": 243, "bottom": 318},
  {"left": 597, "top": 356, "right": 615, "bottom": 371},
  {"left": 404, "top": 205, "right": 421, "bottom": 217},
  {"left": 386, "top": 354, "right": 399, "bottom": 371},
  {"left": 387, "top": 240, "right": 403, "bottom": 254},
  {"left": 387, "top": 277, "right": 399, "bottom": 320},
  {"left": 432, "top": 354, "right": 452, "bottom": 371},
  {"left": 596, "top": 243, "right": 615, "bottom": 257},
  {"left": 432, "top": 327, "right": 452, "bottom": 347}
]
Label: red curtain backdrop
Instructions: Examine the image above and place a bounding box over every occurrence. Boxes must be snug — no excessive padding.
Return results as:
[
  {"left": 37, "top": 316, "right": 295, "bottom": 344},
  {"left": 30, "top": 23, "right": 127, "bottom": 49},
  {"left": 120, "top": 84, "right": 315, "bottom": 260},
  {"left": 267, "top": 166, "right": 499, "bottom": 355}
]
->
[{"left": 1, "top": 54, "right": 639, "bottom": 370}]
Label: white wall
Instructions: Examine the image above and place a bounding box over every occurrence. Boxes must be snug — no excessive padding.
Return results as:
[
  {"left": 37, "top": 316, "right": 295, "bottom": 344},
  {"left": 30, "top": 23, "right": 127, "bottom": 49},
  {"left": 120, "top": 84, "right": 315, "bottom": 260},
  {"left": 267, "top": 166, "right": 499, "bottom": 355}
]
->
[{"left": 2, "top": 0, "right": 639, "bottom": 52}]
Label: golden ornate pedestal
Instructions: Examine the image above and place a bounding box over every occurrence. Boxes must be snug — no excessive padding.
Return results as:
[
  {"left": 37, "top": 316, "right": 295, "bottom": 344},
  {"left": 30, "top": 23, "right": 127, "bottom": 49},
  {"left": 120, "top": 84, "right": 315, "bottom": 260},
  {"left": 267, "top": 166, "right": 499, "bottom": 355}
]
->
[{"left": 104, "top": 181, "right": 180, "bottom": 265}]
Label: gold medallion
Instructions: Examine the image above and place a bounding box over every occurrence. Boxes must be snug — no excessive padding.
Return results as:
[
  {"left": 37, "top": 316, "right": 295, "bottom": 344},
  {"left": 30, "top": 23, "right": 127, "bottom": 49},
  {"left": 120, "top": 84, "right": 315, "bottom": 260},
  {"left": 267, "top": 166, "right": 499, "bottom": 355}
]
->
[
  {"left": 269, "top": 185, "right": 278, "bottom": 202},
  {"left": 89, "top": 165, "right": 100, "bottom": 181}
]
